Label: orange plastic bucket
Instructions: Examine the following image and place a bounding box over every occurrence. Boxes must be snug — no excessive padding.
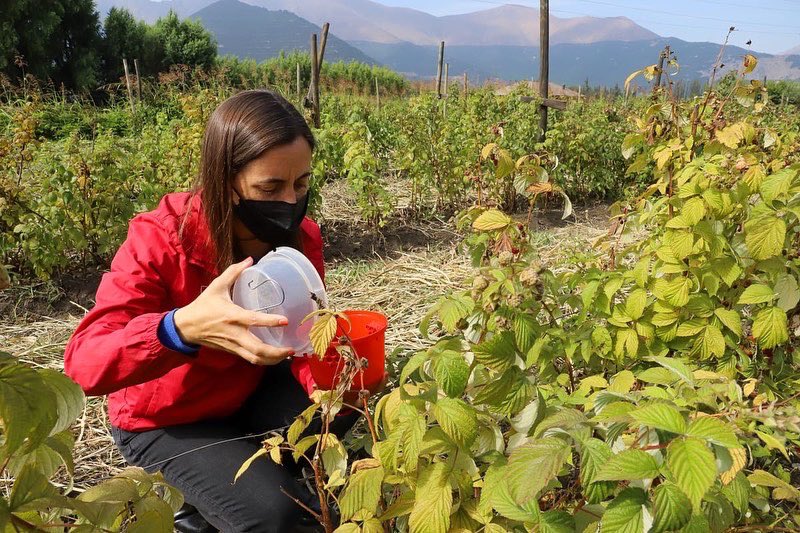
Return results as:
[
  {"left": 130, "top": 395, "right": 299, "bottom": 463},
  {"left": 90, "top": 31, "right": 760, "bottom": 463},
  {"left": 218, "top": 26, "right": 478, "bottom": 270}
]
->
[{"left": 308, "top": 310, "right": 387, "bottom": 391}]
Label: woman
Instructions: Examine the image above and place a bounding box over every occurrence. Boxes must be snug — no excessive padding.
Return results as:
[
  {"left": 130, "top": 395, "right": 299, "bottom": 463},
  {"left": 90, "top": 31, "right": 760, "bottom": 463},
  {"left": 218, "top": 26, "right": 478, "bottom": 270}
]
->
[{"left": 65, "top": 90, "right": 362, "bottom": 533}]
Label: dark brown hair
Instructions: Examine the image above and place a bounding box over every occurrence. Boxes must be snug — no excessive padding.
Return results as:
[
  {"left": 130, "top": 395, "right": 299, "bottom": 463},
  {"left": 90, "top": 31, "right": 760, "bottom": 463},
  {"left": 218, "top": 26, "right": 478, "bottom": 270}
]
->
[{"left": 196, "top": 89, "right": 315, "bottom": 273}]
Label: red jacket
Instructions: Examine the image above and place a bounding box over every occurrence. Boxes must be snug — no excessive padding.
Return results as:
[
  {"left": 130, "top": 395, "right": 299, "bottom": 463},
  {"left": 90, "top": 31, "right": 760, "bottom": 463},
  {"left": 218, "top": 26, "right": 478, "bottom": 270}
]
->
[{"left": 64, "top": 192, "right": 322, "bottom": 431}]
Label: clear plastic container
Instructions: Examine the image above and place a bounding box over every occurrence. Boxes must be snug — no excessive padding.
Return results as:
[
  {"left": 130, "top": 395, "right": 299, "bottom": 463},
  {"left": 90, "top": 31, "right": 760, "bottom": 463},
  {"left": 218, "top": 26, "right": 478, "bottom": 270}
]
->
[{"left": 232, "top": 247, "right": 328, "bottom": 356}]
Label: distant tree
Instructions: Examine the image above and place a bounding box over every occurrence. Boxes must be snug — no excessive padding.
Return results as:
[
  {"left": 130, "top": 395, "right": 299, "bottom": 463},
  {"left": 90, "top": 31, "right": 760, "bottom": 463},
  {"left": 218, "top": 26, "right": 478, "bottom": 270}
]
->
[
  {"left": 152, "top": 11, "right": 217, "bottom": 71},
  {"left": 50, "top": 0, "right": 101, "bottom": 88},
  {"left": 100, "top": 7, "right": 150, "bottom": 83},
  {"left": 0, "top": 0, "right": 100, "bottom": 89},
  {"left": 689, "top": 79, "right": 704, "bottom": 97}
]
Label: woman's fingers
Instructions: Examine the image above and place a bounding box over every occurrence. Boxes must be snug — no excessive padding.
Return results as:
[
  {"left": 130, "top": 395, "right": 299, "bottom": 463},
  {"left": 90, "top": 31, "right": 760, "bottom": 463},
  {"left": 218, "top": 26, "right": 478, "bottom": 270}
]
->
[
  {"left": 240, "top": 333, "right": 294, "bottom": 364},
  {"left": 239, "top": 310, "right": 289, "bottom": 328}
]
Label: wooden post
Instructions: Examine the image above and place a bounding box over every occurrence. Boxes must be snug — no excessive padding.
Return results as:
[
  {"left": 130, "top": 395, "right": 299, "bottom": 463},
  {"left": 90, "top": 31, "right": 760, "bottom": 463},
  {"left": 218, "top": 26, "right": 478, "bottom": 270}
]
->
[
  {"left": 296, "top": 62, "right": 301, "bottom": 101},
  {"left": 463, "top": 72, "right": 468, "bottom": 98},
  {"left": 538, "top": 0, "right": 549, "bottom": 142},
  {"left": 375, "top": 76, "right": 380, "bottom": 113},
  {"left": 436, "top": 41, "right": 445, "bottom": 98},
  {"left": 654, "top": 45, "right": 669, "bottom": 90},
  {"left": 305, "top": 23, "right": 330, "bottom": 105},
  {"left": 133, "top": 58, "right": 142, "bottom": 101},
  {"left": 310, "top": 34, "right": 320, "bottom": 127},
  {"left": 122, "top": 58, "right": 135, "bottom": 112}
]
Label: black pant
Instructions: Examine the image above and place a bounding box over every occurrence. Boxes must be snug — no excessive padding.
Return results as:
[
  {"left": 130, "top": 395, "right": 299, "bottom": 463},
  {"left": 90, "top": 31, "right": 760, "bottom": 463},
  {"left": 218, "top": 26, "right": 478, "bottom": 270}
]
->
[{"left": 112, "top": 361, "right": 358, "bottom": 533}]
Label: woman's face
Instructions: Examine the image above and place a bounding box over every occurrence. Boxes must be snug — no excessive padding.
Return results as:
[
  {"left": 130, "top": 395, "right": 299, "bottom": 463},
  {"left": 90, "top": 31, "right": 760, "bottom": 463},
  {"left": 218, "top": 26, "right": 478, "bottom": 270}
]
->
[
  {"left": 231, "top": 137, "right": 313, "bottom": 247},
  {"left": 232, "top": 137, "right": 313, "bottom": 204}
]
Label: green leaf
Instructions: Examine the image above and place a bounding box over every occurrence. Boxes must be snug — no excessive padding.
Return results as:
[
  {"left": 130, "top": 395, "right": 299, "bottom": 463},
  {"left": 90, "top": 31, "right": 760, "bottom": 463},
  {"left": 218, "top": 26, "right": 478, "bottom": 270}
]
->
[
  {"left": 667, "top": 438, "right": 716, "bottom": 511},
  {"left": 580, "top": 439, "right": 617, "bottom": 503},
  {"left": 400, "top": 352, "right": 428, "bottom": 384},
  {"left": 760, "top": 168, "right": 795, "bottom": 203},
  {"left": 754, "top": 430, "right": 790, "bottom": 460},
  {"left": 654, "top": 277, "right": 691, "bottom": 307},
  {"left": 409, "top": 462, "right": 452, "bottom": 533},
  {"left": 652, "top": 483, "right": 692, "bottom": 533},
  {"left": 361, "top": 518, "right": 384, "bottom": 533},
  {"left": 686, "top": 417, "right": 739, "bottom": 448},
  {"left": 333, "top": 523, "right": 361, "bottom": 533},
  {"left": 625, "top": 289, "right": 648, "bottom": 320},
  {"left": 473, "top": 331, "right": 518, "bottom": 373},
  {"left": 681, "top": 514, "right": 711, "bottom": 533},
  {"left": 38, "top": 369, "right": 84, "bottom": 437},
  {"left": 630, "top": 402, "right": 686, "bottom": 434},
  {"left": 397, "top": 403, "right": 426, "bottom": 472},
  {"left": 737, "top": 284, "right": 776, "bottom": 305},
  {"left": 595, "top": 449, "right": 661, "bottom": 481},
  {"left": 432, "top": 351, "right": 470, "bottom": 398},
  {"left": 540, "top": 510, "right": 575, "bottom": 533},
  {"left": 747, "top": 470, "right": 800, "bottom": 501},
  {"left": 721, "top": 472, "right": 751, "bottom": 513},
  {"left": 482, "top": 460, "right": 539, "bottom": 523},
  {"left": 600, "top": 488, "right": 648, "bottom": 533},
  {"left": 473, "top": 209, "right": 511, "bottom": 231},
  {"left": 0, "top": 360, "right": 58, "bottom": 455},
  {"left": 431, "top": 397, "right": 477, "bottom": 449},
  {"left": 745, "top": 215, "right": 786, "bottom": 261},
  {"left": 287, "top": 403, "right": 318, "bottom": 446},
  {"left": 474, "top": 366, "right": 534, "bottom": 417},
  {"left": 775, "top": 274, "right": 800, "bottom": 312},
  {"left": 339, "top": 462, "right": 384, "bottom": 522},
  {"left": 513, "top": 313, "right": 538, "bottom": 354},
  {"left": 714, "top": 309, "right": 742, "bottom": 337},
  {"left": 506, "top": 437, "right": 571, "bottom": 505},
  {"left": 130, "top": 495, "right": 174, "bottom": 533},
  {"left": 696, "top": 325, "right": 726, "bottom": 359},
  {"left": 752, "top": 306, "right": 789, "bottom": 349},
  {"left": 592, "top": 327, "right": 613, "bottom": 355},
  {"left": 648, "top": 356, "right": 695, "bottom": 386},
  {"left": 438, "top": 295, "right": 475, "bottom": 333},
  {"left": 614, "top": 328, "right": 639, "bottom": 359}
]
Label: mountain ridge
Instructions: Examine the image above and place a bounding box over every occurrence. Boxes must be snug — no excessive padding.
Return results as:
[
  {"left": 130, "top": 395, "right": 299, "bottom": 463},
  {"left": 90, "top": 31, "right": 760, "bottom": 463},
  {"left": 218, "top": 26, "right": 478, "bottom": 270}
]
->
[{"left": 191, "top": 0, "right": 374, "bottom": 63}]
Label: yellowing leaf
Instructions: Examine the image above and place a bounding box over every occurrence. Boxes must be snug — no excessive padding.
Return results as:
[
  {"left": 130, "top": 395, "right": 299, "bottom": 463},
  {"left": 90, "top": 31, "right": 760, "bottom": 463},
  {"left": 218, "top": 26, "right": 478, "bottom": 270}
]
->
[
  {"left": 667, "top": 438, "right": 716, "bottom": 511},
  {"left": 755, "top": 430, "right": 790, "bottom": 460},
  {"left": 745, "top": 215, "right": 786, "bottom": 261},
  {"left": 720, "top": 447, "right": 747, "bottom": 485},
  {"left": 308, "top": 312, "right": 338, "bottom": 358},
  {"left": 409, "top": 463, "right": 452, "bottom": 533},
  {"left": 737, "top": 284, "right": 776, "bottom": 305},
  {"left": 743, "top": 54, "right": 758, "bottom": 74},
  {"left": 752, "top": 307, "right": 789, "bottom": 349},
  {"left": 234, "top": 448, "right": 266, "bottom": 483},
  {"left": 473, "top": 209, "right": 512, "bottom": 231}
]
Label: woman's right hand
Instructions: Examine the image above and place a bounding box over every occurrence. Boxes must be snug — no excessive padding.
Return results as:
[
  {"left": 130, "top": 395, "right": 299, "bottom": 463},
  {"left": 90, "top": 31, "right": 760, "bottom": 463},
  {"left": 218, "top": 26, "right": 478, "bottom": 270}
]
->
[{"left": 173, "top": 257, "right": 294, "bottom": 365}]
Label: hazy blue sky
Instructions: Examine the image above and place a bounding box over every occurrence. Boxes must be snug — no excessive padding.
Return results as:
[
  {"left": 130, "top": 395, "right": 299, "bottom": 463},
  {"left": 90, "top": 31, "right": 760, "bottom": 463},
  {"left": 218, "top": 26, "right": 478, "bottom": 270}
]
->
[{"left": 375, "top": 0, "right": 800, "bottom": 54}]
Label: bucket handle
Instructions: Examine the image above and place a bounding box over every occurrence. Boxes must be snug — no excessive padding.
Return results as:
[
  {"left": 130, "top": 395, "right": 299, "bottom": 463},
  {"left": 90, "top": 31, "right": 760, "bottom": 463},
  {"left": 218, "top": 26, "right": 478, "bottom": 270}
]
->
[{"left": 247, "top": 278, "right": 286, "bottom": 312}]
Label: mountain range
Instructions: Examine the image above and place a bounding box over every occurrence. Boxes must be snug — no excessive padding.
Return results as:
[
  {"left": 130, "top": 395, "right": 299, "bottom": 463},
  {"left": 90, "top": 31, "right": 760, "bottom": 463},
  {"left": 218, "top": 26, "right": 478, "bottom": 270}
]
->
[{"left": 94, "top": 0, "right": 800, "bottom": 85}]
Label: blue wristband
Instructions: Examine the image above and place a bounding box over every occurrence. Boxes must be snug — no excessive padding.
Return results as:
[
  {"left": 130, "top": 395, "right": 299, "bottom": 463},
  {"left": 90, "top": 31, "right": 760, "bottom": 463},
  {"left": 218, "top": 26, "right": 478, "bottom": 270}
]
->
[{"left": 158, "top": 309, "right": 200, "bottom": 355}]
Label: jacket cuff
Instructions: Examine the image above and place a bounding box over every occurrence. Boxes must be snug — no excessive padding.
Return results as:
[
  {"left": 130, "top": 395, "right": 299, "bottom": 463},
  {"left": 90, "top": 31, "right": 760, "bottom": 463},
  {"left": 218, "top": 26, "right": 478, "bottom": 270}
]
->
[{"left": 157, "top": 309, "right": 200, "bottom": 355}]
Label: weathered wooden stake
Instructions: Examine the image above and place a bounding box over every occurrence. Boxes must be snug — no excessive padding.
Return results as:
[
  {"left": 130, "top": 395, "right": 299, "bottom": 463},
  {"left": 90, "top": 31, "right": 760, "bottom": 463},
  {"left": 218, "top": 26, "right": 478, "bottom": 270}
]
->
[
  {"left": 375, "top": 76, "right": 380, "bottom": 113},
  {"left": 305, "top": 23, "right": 329, "bottom": 105},
  {"left": 133, "top": 58, "right": 142, "bottom": 101},
  {"left": 310, "top": 34, "right": 321, "bottom": 127},
  {"left": 436, "top": 41, "right": 445, "bottom": 98},
  {"left": 654, "top": 45, "right": 670, "bottom": 90},
  {"left": 463, "top": 72, "right": 468, "bottom": 98},
  {"left": 538, "top": 0, "right": 549, "bottom": 142},
  {"left": 122, "top": 58, "right": 135, "bottom": 112},
  {"left": 296, "top": 62, "right": 301, "bottom": 101}
]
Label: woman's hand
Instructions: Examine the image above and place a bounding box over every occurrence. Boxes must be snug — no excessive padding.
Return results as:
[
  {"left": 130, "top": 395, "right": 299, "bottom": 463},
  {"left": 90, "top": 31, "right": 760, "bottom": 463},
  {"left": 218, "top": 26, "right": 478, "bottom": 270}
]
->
[{"left": 173, "top": 257, "right": 294, "bottom": 365}]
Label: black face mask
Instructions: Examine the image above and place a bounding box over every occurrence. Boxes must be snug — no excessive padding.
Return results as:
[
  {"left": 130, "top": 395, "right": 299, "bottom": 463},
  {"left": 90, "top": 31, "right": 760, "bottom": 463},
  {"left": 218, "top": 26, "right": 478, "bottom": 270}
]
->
[{"left": 232, "top": 189, "right": 309, "bottom": 247}]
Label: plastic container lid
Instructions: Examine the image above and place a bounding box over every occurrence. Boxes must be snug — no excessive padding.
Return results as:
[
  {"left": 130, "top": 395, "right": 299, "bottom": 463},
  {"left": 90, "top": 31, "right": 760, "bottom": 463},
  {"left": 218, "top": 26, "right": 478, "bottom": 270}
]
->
[{"left": 232, "top": 247, "right": 328, "bottom": 355}]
